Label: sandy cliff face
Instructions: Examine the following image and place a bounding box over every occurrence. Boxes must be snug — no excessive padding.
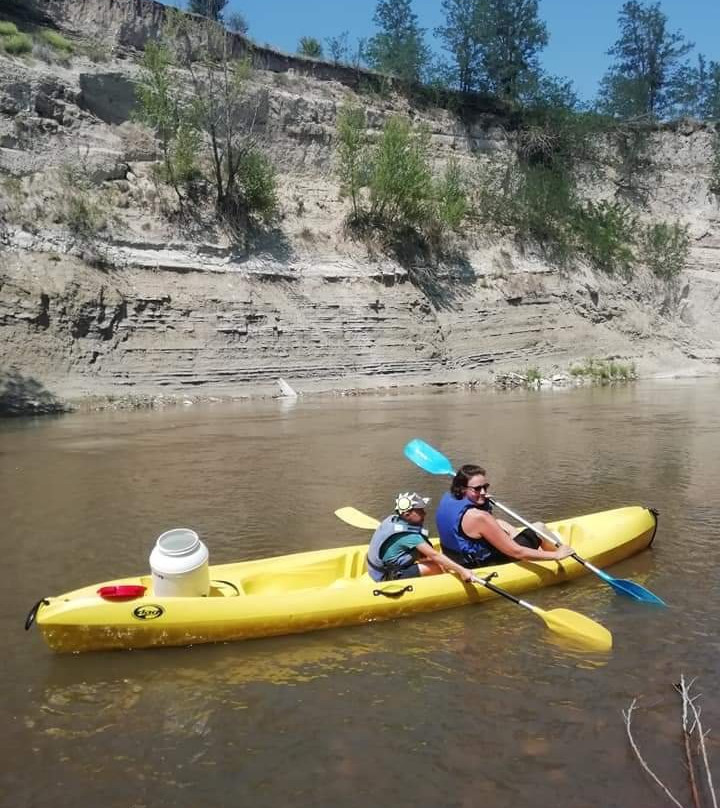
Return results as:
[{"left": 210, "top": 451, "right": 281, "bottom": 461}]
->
[{"left": 1, "top": 0, "right": 720, "bottom": 407}]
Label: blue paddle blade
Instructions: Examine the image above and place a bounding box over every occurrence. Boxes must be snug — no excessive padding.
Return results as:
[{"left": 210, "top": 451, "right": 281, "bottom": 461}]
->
[
  {"left": 593, "top": 566, "right": 666, "bottom": 604},
  {"left": 404, "top": 439, "right": 455, "bottom": 476},
  {"left": 607, "top": 577, "right": 667, "bottom": 605}
]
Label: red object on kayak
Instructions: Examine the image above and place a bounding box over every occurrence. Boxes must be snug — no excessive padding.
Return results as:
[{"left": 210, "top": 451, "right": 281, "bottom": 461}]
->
[{"left": 97, "top": 585, "right": 147, "bottom": 600}]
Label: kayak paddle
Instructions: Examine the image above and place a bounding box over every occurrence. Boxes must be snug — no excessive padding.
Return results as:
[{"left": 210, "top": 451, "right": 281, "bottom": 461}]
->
[
  {"left": 334, "top": 507, "right": 613, "bottom": 651},
  {"left": 403, "top": 438, "right": 666, "bottom": 606}
]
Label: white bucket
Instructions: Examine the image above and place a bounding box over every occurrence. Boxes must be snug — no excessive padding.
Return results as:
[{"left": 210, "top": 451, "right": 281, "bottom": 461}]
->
[{"left": 149, "top": 528, "right": 210, "bottom": 597}]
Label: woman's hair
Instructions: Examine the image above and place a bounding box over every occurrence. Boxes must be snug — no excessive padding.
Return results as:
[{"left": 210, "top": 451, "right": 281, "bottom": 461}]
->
[{"left": 451, "top": 464, "right": 486, "bottom": 498}]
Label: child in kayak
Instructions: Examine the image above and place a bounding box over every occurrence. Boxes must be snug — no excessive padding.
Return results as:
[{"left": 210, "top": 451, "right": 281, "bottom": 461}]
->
[{"left": 367, "top": 492, "right": 477, "bottom": 583}]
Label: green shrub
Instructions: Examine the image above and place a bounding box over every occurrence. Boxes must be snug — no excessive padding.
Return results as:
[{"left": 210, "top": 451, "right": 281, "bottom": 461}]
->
[
  {"left": 39, "top": 29, "right": 74, "bottom": 53},
  {"left": 569, "top": 358, "right": 636, "bottom": 382},
  {"left": 525, "top": 366, "right": 542, "bottom": 384},
  {"left": 336, "top": 102, "right": 368, "bottom": 222},
  {"left": 3, "top": 33, "right": 33, "bottom": 55},
  {"left": 64, "top": 194, "right": 107, "bottom": 235},
  {"left": 369, "top": 116, "right": 433, "bottom": 230},
  {"left": 434, "top": 158, "right": 469, "bottom": 230},
  {"left": 573, "top": 200, "right": 637, "bottom": 276},
  {"left": 235, "top": 147, "right": 278, "bottom": 223},
  {"left": 0, "top": 21, "right": 19, "bottom": 36},
  {"left": 642, "top": 221, "right": 690, "bottom": 279},
  {"left": 82, "top": 40, "right": 110, "bottom": 63}
]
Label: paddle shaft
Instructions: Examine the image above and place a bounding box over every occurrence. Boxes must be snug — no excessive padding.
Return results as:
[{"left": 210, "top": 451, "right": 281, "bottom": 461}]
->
[
  {"left": 489, "top": 497, "right": 604, "bottom": 576},
  {"left": 474, "top": 574, "right": 538, "bottom": 612}
]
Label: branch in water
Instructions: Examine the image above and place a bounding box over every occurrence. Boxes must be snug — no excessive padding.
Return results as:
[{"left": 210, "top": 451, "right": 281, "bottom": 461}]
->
[{"left": 622, "top": 697, "right": 688, "bottom": 808}]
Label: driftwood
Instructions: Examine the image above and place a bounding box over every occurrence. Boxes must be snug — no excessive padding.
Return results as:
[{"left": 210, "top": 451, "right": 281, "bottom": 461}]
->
[{"left": 623, "top": 677, "right": 717, "bottom": 808}]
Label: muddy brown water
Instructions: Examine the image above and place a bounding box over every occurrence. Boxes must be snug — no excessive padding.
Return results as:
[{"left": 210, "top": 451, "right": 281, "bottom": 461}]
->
[{"left": 2, "top": 381, "right": 719, "bottom": 808}]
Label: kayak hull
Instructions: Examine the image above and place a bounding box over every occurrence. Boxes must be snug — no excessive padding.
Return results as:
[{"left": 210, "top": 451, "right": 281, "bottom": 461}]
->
[{"left": 33, "top": 506, "right": 657, "bottom": 653}]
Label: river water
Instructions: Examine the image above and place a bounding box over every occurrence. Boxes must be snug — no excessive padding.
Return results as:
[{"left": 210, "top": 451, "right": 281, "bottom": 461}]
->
[{"left": 2, "top": 380, "right": 719, "bottom": 808}]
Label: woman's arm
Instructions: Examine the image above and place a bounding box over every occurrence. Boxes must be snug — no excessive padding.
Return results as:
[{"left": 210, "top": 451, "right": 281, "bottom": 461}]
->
[{"left": 462, "top": 510, "right": 573, "bottom": 562}]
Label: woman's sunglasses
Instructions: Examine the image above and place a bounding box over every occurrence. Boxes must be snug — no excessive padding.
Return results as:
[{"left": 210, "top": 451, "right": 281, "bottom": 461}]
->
[{"left": 466, "top": 483, "right": 490, "bottom": 493}]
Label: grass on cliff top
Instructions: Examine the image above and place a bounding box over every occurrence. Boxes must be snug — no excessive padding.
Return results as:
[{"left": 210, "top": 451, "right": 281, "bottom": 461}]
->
[{"left": 0, "top": 23, "right": 74, "bottom": 57}]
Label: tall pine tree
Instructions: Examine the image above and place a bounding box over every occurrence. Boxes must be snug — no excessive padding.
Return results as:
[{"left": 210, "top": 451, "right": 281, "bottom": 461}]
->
[
  {"left": 598, "top": 1, "right": 692, "bottom": 119},
  {"left": 365, "top": 0, "right": 430, "bottom": 84},
  {"left": 435, "top": 0, "right": 484, "bottom": 93},
  {"left": 476, "top": 0, "right": 548, "bottom": 102}
]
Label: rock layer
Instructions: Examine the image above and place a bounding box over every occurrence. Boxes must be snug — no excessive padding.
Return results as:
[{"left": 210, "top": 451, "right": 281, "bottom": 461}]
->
[{"left": 1, "top": 0, "right": 720, "bottom": 407}]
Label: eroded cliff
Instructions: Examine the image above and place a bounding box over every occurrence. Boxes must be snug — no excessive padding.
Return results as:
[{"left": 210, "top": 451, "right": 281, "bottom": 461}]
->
[{"left": 2, "top": 0, "right": 720, "bottom": 410}]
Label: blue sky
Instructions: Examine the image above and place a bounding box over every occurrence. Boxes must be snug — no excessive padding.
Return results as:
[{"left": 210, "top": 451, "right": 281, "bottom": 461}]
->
[{"left": 214, "top": 0, "right": 720, "bottom": 101}]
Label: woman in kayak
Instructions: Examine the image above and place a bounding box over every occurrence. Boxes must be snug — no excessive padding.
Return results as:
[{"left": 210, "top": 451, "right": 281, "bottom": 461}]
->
[
  {"left": 367, "top": 492, "right": 478, "bottom": 583},
  {"left": 435, "top": 464, "right": 574, "bottom": 568}
]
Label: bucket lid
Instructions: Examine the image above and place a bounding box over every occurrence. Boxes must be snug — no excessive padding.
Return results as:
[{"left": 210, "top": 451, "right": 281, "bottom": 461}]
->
[{"left": 156, "top": 528, "right": 201, "bottom": 556}]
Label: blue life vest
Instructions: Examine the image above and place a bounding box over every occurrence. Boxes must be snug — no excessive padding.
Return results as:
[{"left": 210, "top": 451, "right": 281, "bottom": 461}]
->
[
  {"left": 435, "top": 492, "right": 494, "bottom": 567},
  {"left": 367, "top": 515, "right": 429, "bottom": 582}
]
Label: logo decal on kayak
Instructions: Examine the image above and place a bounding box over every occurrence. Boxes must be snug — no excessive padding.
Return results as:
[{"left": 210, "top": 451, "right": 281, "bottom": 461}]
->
[{"left": 133, "top": 604, "right": 164, "bottom": 621}]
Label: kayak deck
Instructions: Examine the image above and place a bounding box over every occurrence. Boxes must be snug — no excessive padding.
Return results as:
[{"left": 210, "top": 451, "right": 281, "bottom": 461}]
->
[{"left": 33, "top": 506, "right": 657, "bottom": 653}]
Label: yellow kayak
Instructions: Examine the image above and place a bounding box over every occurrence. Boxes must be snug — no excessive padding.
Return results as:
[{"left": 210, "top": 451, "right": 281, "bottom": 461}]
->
[{"left": 27, "top": 506, "right": 657, "bottom": 653}]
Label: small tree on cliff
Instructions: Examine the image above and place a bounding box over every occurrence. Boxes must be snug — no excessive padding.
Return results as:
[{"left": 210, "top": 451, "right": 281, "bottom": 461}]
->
[
  {"left": 187, "top": 0, "right": 228, "bottom": 22},
  {"left": 136, "top": 11, "right": 277, "bottom": 232},
  {"left": 298, "top": 37, "right": 323, "bottom": 58}
]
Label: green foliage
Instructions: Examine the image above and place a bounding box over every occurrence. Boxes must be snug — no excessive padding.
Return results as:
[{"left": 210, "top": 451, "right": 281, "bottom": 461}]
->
[
  {"left": 369, "top": 116, "right": 433, "bottom": 229},
  {"left": 569, "top": 358, "right": 636, "bottom": 382},
  {"left": 186, "top": 0, "right": 228, "bottom": 21},
  {"left": 599, "top": 1, "right": 692, "bottom": 119},
  {"left": 613, "top": 126, "right": 654, "bottom": 200},
  {"left": 335, "top": 111, "right": 468, "bottom": 250},
  {"left": 225, "top": 12, "right": 248, "bottom": 35},
  {"left": 672, "top": 56, "right": 720, "bottom": 119},
  {"left": 2, "top": 32, "right": 33, "bottom": 54},
  {"left": 435, "top": 0, "right": 485, "bottom": 93},
  {"left": 365, "top": 0, "right": 431, "bottom": 84},
  {"left": 0, "top": 22, "right": 19, "bottom": 36},
  {"left": 336, "top": 103, "right": 368, "bottom": 221},
  {"left": 325, "top": 31, "right": 350, "bottom": 64},
  {"left": 56, "top": 164, "right": 108, "bottom": 236},
  {"left": 434, "top": 158, "right": 469, "bottom": 229},
  {"left": 38, "top": 29, "right": 74, "bottom": 53},
  {"left": 573, "top": 200, "right": 637, "bottom": 276},
  {"left": 476, "top": 0, "right": 549, "bottom": 102},
  {"left": 234, "top": 148, "right": 278, "bottom": 223},
  {"left": 298, "top": 37, "right": 323, "bottom": 59},
  {"left": 65, "top": 194, "right": 107, "bottom": 235},
  {"left": 135, "top": 41, "right": 194, "bottom": 201},
  {"left": 641, "top": 221, "right": 690, "bottom": 279},
  {"left": 525, "top": 366, "right": 541, "bottom": 383},
  {"left": 136, "top": 13, "right": 278, "bottom": 231}
]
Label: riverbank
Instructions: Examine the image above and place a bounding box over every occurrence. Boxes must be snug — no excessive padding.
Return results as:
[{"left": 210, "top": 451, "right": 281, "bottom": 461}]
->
[{"left": 3, "top": 354, "right": 717, "bottom": 416}]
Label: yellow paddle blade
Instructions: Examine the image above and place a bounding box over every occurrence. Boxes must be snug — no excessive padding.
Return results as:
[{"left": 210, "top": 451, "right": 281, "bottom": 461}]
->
[
  {"left": 534, "top": 606, "right": 613, "bottom": 651},
  {"left": 334, "top": 507, "right": 380, "bottom": 530}
]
